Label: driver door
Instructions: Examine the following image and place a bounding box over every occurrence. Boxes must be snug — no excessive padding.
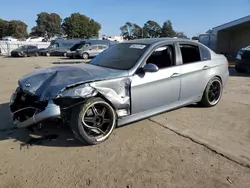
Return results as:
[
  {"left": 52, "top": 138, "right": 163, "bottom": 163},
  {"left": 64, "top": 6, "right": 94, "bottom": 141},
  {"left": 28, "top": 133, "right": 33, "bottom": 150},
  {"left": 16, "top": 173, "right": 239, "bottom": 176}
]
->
[{"left": 131, "top": 44, "right": 181, "bottom": 114}]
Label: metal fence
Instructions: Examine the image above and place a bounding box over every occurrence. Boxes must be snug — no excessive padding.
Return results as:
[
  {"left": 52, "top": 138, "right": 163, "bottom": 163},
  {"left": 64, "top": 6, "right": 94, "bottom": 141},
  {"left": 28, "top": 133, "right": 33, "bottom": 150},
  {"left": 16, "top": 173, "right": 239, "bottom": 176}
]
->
[{"left": 0, "top": 41, "right": 50, "bottom": 56}]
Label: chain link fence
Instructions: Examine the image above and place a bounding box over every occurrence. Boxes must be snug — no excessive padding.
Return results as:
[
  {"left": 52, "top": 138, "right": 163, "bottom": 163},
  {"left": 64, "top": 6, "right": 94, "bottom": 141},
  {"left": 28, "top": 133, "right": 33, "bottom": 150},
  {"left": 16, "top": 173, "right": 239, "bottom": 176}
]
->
[{"left": 0, "top": 41, "right": 50, "bottom": 56}]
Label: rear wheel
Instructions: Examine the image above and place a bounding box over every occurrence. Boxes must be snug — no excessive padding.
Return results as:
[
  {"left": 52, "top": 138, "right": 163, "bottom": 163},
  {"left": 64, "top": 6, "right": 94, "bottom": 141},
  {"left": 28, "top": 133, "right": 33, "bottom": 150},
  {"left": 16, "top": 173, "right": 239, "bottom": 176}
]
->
[
  {"left": 199, "top": 77, "right": 222, "bottom": 107},
  {"left": 70, "top": 98, "right": 117, "bottom": 145},
  {"left": 46, "top": 52, "right": 50, "bottom": 57},
  {"left": 82, "top": 53, "right": 89, "bottom": 59}
]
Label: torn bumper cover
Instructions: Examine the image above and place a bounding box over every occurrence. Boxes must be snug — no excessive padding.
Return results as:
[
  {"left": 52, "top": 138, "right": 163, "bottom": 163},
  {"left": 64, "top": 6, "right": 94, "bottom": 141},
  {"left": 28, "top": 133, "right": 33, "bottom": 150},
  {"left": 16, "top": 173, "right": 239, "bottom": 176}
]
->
[{"left": 10, "top": 99, "right": 61, "bottom": 128}]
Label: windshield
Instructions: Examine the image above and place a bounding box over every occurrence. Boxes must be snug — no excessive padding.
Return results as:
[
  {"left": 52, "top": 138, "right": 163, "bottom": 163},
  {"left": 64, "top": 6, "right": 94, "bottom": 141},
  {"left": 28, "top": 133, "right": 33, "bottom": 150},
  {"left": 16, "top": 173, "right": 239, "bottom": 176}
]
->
[
  {"left": 89, "top": 43, "right": 149, "bottom": 70},
  {"left": 70, "top": 42, "right": 90, "bottom": 51},
  {"left": 19, "top": 46, "right": 28, "bottom": 50}
]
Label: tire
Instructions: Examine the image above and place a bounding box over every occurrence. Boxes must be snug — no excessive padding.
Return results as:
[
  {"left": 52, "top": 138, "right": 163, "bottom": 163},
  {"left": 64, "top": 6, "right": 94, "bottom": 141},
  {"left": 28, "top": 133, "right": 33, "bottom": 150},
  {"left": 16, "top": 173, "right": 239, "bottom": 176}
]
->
[
  {"left": 63, "top": 53, "right": 67, "bottom": 57},
  {"left": 70, "top": 97, "right": 117, "bottom": 145},
  {"left": 199, "top": 77, "right": 223, "bottom": 107},
  {"left": 82, "top": 53, "right": 89, "bottom": 59},
  {"left": 46, "top": 52, "right": 50, "bottom": 57}
]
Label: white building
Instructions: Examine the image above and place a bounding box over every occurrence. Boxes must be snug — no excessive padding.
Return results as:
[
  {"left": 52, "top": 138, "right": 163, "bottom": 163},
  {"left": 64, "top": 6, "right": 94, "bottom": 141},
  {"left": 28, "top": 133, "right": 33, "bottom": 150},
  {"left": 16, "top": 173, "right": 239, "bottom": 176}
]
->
[{"left": 199, "top": 15, "right": 250, "bottom": 56}]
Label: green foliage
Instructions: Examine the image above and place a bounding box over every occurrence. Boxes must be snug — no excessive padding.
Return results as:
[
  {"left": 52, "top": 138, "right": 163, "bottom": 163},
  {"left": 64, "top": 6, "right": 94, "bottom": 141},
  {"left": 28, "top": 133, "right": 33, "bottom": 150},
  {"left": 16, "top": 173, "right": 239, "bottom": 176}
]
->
[
  {"left": 62, "top": 13, "right": 101, "bottom": 38},
  {"left": 175, "top": 32, "right": 188, "bottom": 39},
  {"left": 8, "top": 20, "right": 28, "bottom": 38},
  {"left": 120, "top": 19, "right": 187, "bottom": 39},
  {"left": 120, "top": 22, "right": 143, "bottom": 39},
  {"left": 143, "top": 20, "right": 161, "bottom": 38},
  {"left": 31, "top": 12, "right": 62, "bottom": 38},
  {"left": 0, "top": 19, "right": 28, "bottom": 38},
  {"left": 161, "top": 20, "right": 176, "bottom": 37},
  {"left": 0, "top": 19, "right": 9, "bottom": 38}
]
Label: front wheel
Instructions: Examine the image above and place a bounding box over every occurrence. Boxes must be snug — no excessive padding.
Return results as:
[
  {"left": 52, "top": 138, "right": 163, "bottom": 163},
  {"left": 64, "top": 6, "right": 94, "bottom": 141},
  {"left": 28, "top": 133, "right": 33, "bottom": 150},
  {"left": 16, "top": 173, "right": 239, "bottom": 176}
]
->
[
  {"left": 199, "top": 77, "right": 223, "bottom": 107},
  {"left": 70, "top": 98, "right": 117, "bottom": 145},
  {"left": 82, "top": 53, "right": 89, "bottom": 59}
]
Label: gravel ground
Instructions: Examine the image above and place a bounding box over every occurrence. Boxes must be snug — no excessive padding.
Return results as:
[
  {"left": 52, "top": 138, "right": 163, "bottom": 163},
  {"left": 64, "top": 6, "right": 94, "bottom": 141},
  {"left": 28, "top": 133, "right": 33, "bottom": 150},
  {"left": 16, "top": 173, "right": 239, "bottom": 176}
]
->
[{"left": 0, "top": 56, "right": 250, "bottom": 188}]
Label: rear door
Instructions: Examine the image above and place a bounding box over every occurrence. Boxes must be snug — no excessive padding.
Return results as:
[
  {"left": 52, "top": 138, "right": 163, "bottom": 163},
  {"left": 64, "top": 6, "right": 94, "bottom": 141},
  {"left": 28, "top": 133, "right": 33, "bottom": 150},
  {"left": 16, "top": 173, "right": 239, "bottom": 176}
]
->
[
  {"left": 89, "top": 45, "right": 99, "bottom": 57},
  {"left": 177, "top": 42, "right": 212, "bottom": 103}
]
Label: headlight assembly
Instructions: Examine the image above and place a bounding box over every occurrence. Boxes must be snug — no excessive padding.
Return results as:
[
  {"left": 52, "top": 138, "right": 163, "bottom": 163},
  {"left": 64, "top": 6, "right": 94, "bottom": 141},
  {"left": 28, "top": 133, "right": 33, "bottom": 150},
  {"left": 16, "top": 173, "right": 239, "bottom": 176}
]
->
[{"left": 58, "top": 84, "right": 98, "bottom": 98}]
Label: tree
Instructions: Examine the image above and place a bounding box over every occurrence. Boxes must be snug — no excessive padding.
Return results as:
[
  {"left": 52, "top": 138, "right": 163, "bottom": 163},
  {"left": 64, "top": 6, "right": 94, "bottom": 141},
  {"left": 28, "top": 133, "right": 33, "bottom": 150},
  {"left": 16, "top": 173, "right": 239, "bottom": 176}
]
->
[
  {"left": 120, "top": 22, "right": 142, "bottom": 39},
  {"left": 175, "top": 32, "right": 188, "bottom": 39},
  {"left": 31, "top": 12, "right": 62, "bottom": 38},
  {"left": 62, "top": 13, "right": 101, "bottom": 38},
  {"left": 161, "top": 20, "right": 176, "bottom": 37},
  {"left": 143, "top": 20, "right": 161, "bottom": 38},
  {"left": 0, "top": 19, "right": 9, "bottom": 38},
  {"left": 8, "top": 20, "right": 28, "bottom": 38}
]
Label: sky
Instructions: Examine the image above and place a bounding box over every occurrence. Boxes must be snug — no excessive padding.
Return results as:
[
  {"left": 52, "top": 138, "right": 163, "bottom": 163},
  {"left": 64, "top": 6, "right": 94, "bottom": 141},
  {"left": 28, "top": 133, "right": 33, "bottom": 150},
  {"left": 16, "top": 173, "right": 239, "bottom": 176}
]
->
[{"left": 0, "top": 0, "right": 250, "bottom": 37}]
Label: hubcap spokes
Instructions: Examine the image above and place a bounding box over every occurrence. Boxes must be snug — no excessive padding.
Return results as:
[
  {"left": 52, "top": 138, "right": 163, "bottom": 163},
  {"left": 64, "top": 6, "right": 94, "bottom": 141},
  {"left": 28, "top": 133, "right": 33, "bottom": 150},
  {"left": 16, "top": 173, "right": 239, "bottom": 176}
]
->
[
  {"left": 82, "top": 103, "right": 111, "bottom": 136},
  {"left": 208, "top": 81, "right": 221, "bottom": 104}
]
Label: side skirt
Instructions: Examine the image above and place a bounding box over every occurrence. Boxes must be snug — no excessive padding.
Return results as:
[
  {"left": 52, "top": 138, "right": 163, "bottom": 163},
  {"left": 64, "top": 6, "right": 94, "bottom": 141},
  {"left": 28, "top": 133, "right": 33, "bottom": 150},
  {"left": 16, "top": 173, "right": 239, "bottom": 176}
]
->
[{"left": 117, "top": 98, "right": 200, "bottom": 127}]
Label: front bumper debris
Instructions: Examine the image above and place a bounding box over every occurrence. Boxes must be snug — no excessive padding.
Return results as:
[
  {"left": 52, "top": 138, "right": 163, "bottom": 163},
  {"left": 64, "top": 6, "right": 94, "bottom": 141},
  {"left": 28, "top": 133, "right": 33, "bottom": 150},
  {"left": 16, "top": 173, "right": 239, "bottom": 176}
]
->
[{"left": 10, "top": 98, "right": 61, "bottom": 128}]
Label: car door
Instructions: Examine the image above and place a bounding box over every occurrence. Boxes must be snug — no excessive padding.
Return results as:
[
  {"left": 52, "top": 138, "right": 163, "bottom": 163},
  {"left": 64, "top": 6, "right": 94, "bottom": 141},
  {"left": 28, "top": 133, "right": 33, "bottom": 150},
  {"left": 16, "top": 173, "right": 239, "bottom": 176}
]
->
[
  {"left": 177, "top": 42, "right": 212, "bottom": 103},
  {"left": 131, "top": 43, "right": 181, "bottom": 114},
  {"left": 28, "top": 46, "right": 36, "bottom": 55},
  {"left": 89, "top": 45, "right": 99, "bottom": 57}
]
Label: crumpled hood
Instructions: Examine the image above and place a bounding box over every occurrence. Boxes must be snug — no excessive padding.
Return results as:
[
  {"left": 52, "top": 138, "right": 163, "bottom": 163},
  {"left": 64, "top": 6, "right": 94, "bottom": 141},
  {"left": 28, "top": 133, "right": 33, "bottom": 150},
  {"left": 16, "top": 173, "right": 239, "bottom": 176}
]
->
[{"left": 18, "top": 63, "right": 127, "bottom": 100}]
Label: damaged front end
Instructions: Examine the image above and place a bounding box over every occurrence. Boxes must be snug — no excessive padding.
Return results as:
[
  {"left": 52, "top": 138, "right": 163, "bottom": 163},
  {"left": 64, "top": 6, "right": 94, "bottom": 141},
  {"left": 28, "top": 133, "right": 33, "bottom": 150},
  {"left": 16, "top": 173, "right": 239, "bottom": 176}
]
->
[
  {"left": 9, "top": 87, "right": 61, "bottom": 128},
  {"left": 55, "top": 77, "right": 131, "bottom": 117},
  {"left": 9, "top": 77, "right": 131, "bottom": 128}
]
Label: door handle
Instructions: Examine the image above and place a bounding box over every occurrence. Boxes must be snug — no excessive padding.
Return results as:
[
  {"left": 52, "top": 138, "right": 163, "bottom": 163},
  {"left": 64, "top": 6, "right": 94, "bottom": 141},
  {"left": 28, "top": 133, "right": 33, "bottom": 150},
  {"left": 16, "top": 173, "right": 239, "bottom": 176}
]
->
[
  {"left": 170, "top": 73, "right": 181, "bottom": 78},
  {"left": 202, "top": 66, "right": 210, "bottom": 70}
]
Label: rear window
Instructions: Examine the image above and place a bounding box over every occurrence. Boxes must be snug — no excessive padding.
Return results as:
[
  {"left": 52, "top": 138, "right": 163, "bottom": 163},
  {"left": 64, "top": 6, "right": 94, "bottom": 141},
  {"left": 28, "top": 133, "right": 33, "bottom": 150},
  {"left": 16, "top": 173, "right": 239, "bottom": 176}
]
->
[
  {"left": 90, "top": 43, "right": 149, "bottom": 70},
  {"left": 199, "top": 45, "right": 211, "bottom": 61}
]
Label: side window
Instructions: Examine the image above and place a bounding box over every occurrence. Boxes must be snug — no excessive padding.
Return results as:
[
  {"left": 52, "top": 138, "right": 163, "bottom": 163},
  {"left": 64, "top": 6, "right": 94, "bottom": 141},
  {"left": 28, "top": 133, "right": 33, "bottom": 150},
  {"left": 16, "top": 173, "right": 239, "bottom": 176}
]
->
[
  {"left": 146, "top": 45, "right": 175, "bottom": 69},
  {"left": 199, "top": 45, "right": 211, "bottom": 61},
  {"left": 179, "top": 44, "right": 201, "bottom": 64},
  {"left": 99, "top": 45, "right": 108, "bottom": 50},
  {"left": 91, "top": 46, "right": 98, "bottom": 50}
]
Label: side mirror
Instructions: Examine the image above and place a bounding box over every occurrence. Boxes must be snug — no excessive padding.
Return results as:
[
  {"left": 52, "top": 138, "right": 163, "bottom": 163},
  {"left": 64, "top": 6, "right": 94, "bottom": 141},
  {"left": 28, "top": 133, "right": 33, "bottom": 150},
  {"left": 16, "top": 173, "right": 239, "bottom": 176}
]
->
[{"left": 142, "top": 63, "right": 159, "bottom": 73}]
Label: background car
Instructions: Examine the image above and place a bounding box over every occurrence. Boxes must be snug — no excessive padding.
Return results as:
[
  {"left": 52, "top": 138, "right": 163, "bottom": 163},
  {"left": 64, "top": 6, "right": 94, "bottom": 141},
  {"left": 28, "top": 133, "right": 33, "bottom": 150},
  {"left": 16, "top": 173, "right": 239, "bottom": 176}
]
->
[
  {"left": 235, "top": 45, "right": 250, "bottom": 72},
  {"left": 10, "top": 45, "right": 39, "bottom": 57},
  {"left": 1, "top": 36, "right": 18, "bottom": 41},
  {"left": 25, "top": 37, "right": 45, "bottom": 42},
  {"left": 39, "top": 39, "right": 80, "bottom": 56},
  {"left": 69, "top": 44, "right": 108, "bottom": 59},
  {"left": 66, "top": 39, "right": 117, "bottom": 59}
]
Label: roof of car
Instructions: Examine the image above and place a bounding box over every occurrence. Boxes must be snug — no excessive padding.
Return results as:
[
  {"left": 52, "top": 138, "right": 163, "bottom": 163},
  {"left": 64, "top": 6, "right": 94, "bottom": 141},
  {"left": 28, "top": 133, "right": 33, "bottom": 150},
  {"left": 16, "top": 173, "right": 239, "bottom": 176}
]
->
[{"left": 122, "top": 38, "right": 193, "bottom": 45}]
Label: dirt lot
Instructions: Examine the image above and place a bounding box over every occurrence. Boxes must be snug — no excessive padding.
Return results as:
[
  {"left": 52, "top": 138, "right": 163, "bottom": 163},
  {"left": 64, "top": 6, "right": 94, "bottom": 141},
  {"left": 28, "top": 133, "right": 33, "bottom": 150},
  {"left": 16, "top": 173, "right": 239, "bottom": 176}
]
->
[{"left": 0, "top": 56, "right": 250, "bottom": 188}]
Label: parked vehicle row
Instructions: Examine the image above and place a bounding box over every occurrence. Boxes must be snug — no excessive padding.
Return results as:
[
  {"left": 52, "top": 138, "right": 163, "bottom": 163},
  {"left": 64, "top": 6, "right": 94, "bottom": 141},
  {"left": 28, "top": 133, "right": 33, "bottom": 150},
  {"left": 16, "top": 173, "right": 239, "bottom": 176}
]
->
[{"left": 10, "top": 39, "right": 117, "bottom": 58}]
